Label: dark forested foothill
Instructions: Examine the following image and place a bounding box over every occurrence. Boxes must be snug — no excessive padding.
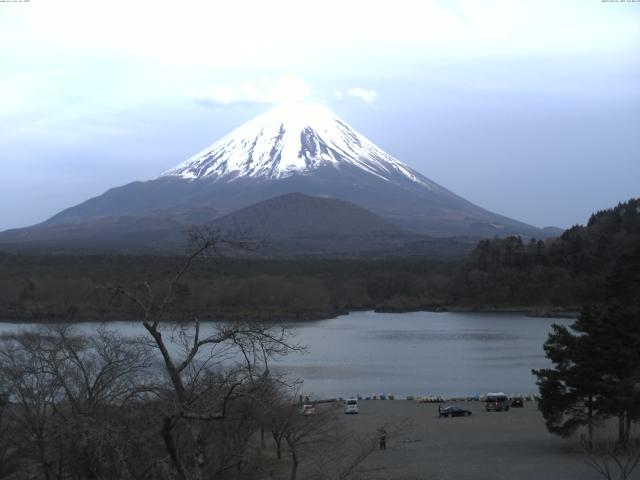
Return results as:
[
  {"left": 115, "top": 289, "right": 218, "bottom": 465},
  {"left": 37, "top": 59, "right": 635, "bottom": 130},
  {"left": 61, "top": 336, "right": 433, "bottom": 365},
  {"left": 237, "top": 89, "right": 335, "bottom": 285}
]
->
[
  {"left": 0, "top": 254, "right": 457, "bottom": 322},
  {"left": 0, "top": 198, "right": 638, "bottom": 322},
  {"left": 452, "top": 198, "right": 640, "bottom": 312}
]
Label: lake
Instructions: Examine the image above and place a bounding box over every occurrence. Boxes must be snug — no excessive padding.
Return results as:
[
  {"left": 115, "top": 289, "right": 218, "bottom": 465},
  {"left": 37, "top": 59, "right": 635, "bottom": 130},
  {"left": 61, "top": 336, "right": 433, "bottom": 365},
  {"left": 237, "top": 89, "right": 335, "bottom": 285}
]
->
[{"left": 0, "top": 311, "right": 573, "bottom": 398}]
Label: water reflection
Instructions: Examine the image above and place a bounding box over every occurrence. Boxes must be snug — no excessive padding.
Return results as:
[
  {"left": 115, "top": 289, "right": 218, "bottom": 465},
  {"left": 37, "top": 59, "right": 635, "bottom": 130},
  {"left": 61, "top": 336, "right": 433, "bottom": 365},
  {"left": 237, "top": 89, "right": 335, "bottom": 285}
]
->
[
  {"left": 276, "top": 311, "right": 573, "bottom": 397},
  {"left": 370, "top": 331, "right": 519, "bottom": 342},
  {"left": 0, "top": 310, "right": 573, "bottom": 398}
]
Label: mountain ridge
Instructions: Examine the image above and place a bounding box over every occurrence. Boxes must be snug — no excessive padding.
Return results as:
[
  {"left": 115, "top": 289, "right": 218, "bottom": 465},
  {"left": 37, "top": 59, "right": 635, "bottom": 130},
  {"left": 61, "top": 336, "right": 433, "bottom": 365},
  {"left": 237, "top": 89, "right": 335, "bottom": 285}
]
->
[
  {"left": 212, "top": 192, "right": 404, "bottom": 239},
  {"left": 0, "top": 192, "right": 477, "bottom": 258},
  {"left": 2, "top": 103, "right": 550, "bottom": 246}
]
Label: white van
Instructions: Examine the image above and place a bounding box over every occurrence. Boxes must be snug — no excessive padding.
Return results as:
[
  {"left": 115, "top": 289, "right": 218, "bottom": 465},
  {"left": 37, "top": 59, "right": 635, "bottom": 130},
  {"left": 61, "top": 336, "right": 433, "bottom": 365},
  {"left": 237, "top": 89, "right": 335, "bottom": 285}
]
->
[
  {"left": 344, "top": 398, "right": 359, "bottom": 414},
  {"left": 485, "top": 392, "right": 509, "bottom": 412}
]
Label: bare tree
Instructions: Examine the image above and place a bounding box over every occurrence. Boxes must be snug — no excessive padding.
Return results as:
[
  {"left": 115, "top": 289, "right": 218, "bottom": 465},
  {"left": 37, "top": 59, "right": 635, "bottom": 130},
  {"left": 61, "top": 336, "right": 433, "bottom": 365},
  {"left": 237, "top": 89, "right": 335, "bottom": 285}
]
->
[
  {"left": 114, "top": 226, "right": 301, "bottom": 480},
  {"left": 0, "top": 227, "right": 302, "bottom": 480},
  {"left": 584, "top": 436, "right": 640, "bottom": 480},
  {"left": 36, "top": 326, "right": 154, "bottom": 412},
  {"left": 306, "top": 419, "right": 412, "bottom": 480},
  {"left": 0, "top": 326, "right": 156, "bottom": 480},
  {"left": 0, "top": 394, "right": 10, "bottom": 478},
  {"left": 280, "top": 402, "right": 340, "bottom": 480},
  {"left": 0, "top": 332, "right": 60, "bottom": 480},
  {"left": 42, "top": 326, "right": 154, "bottom": 480},
  {"left": 316, "top": 432, "right": 379, "bottom": 480}
]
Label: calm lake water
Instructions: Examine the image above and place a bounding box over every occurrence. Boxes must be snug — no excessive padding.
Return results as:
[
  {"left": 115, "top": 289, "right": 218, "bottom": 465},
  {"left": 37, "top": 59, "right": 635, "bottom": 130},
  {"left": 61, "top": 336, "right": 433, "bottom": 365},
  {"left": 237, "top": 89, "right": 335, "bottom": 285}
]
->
[{"left": 0, "top": 311, "right": 573, "bottom": 398}]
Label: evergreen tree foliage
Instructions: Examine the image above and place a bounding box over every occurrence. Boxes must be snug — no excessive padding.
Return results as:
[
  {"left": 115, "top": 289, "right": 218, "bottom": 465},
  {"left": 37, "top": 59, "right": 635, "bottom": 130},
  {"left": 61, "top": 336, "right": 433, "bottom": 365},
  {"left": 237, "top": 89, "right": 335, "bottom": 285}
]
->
[{"left": 533, "top": 248, "right": 640, "bottom": 445}]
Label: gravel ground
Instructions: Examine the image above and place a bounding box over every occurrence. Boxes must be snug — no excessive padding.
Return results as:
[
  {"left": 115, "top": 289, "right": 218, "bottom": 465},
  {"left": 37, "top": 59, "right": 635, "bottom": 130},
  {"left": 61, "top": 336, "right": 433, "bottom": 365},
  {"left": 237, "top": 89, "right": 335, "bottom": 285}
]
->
[{"left": 330, "top": 400, "right": 603, "bottom": 480}]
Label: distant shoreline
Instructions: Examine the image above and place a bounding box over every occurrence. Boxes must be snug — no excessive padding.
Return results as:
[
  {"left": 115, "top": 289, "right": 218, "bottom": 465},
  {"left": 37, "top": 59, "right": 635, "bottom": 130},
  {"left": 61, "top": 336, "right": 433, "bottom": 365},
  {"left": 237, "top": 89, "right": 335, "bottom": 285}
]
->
[
  {"left": 374, "top": 305, "right": 579, "bottom": 319},
  {"left": 0, "top": 305, "right": 579, "bottom": 324}
]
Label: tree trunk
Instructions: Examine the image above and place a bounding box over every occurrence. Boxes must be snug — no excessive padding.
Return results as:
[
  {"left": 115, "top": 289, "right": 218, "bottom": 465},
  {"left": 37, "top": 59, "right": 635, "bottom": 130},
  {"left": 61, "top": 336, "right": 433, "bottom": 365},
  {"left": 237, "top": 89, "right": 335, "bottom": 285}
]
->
[
  {"left": 287, "top": 441, "right": 298, "bottom": 480},
  {"left": 37, "top": 436, "right": 50, "bottom": 480},
  {"left": 192, "top": 424, "right": 205, "bottom": 480},
  {"left": 143, "top": 324, "right": 186, "bottom": 403},
  {"left": 162, "top": 416, "right": 188, "bottom": 480},
  {"left": 587, "top": 401, "right": 594, "bottom": 448},
  {"left": 56, "top": 441, "right": 64, "bottom": 480},
  {"left": 272, "top": 431, "right": 282, "bottom": 459},
  {"left": 618, "top": 412, "right": 628, "bottom": 447}
]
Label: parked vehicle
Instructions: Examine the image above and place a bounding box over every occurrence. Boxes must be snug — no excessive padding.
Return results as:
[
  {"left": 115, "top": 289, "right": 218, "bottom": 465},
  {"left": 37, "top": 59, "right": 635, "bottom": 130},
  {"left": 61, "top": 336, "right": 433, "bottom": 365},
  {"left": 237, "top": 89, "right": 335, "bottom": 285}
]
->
[
  {"left": 441, "top": 405, "right": 472, "bottom": 417},
  {"left": 485, "top": 392, "right": 510, "bottom": 412},
  {"left": 302, "top": 404, "right": 316, "bottom": 415},
  {"left": 344, "top": 398, "right": 359, "bottom": 414},
  {"left": 510, "top": 396, "right": 524, "bottom": 408}
]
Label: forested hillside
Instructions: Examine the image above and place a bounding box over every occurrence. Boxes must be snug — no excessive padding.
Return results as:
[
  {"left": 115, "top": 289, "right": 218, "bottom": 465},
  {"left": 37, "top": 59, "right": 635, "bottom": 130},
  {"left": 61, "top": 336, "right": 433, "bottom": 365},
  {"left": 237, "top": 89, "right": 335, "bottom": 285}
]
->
[
  {"left": 0, "top": 255, "right": 455, "bottom": 322},
  {"left": 0, "top": 199, "right": 637, "bottom": 322},
  {"left": 453, "top": 198, "right": 640, "bottom": 309}
]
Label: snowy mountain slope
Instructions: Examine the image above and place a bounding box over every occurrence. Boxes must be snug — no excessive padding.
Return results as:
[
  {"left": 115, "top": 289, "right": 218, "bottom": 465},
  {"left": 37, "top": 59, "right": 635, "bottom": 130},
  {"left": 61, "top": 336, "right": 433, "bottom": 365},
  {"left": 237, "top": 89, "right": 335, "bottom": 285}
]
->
[{"left": 162, "top": 103, "right": 442, "bottom": 191}]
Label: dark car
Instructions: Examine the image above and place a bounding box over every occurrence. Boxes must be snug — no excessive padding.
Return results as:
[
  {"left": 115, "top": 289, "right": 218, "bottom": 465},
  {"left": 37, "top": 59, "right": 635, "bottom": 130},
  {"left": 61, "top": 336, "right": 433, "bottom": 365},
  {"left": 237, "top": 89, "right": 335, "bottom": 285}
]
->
[
  {"left": 510, "top": 397, "right": 524, "bottom": 408},
  {"left": 441, "top": 406, "right": 472, "bottom": 417}
]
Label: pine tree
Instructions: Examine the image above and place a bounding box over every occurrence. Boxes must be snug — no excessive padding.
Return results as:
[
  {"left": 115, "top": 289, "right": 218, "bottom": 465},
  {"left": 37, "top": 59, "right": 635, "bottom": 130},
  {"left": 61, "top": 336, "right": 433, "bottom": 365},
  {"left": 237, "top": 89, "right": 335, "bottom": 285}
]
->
[
  {"left": 533, "top": 249, "right": 640, "bottom": 446},
  {"left": 533, "top": 322, "right": 603, "bottom": 445}
]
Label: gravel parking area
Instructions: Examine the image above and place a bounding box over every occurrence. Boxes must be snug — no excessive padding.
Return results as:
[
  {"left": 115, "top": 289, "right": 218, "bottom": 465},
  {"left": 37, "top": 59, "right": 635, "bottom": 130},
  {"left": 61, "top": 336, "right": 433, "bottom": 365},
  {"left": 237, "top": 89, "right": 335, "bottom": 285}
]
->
[{"left": 333, "top": 400, "right": 602, "bottom": 480}]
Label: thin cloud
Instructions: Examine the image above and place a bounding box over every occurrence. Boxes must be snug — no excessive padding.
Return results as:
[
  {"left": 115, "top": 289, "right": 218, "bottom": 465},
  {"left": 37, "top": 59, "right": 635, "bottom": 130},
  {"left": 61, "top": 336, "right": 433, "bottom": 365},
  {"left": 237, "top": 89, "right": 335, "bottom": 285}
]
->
[
  {"left": 335, "top": 88, "right": 378, "bottom": 103},
  {"left": 188, "top": 75, "right": 312, "bottom": 107}
]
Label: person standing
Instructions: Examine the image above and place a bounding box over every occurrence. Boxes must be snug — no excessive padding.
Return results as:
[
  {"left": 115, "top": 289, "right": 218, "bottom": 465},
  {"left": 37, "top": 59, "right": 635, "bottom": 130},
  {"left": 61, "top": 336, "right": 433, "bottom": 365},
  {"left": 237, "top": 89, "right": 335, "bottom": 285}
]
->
[{"left": 379, "top": 428, "right": 387, "bottom": 450}]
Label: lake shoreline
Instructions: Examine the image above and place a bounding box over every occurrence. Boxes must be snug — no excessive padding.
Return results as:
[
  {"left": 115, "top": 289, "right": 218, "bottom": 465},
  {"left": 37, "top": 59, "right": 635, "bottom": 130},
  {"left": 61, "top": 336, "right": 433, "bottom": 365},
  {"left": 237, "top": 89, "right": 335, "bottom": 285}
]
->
[{"left": 0, "top": 304, "right": 579, "bottom": 324}]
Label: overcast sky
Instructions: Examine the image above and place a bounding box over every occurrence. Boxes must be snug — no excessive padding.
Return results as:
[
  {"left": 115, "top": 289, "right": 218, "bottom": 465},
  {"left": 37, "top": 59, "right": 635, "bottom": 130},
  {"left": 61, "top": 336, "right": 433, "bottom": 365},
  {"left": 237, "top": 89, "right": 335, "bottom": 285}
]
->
[{"left": 1, "top": 0, "right": 639, "bottom": 231}]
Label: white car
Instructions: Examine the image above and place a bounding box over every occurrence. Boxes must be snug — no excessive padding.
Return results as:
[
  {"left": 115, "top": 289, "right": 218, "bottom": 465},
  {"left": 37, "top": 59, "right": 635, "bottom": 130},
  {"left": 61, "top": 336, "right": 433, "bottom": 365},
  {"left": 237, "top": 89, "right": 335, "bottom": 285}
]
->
[
  {"left": 344, "top": 398, "right": 359, "bottom": 414},
  {"left": 302, "top": 404, "right": 316, "bottom": 415}
]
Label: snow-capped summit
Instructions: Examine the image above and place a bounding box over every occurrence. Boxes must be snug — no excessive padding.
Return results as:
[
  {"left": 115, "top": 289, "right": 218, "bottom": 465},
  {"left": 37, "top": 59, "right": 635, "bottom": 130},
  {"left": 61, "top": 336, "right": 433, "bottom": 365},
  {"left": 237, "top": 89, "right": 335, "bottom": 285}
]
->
[{"left": 162, "top": 102, "right": 440, "bottom": 190}]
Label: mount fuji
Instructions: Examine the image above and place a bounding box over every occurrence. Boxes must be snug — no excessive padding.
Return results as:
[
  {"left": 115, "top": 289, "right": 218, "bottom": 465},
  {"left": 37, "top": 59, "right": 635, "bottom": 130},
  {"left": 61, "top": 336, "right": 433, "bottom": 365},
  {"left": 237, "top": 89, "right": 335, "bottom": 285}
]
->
[
  {"left": 163, "top": 103, "right": 438, "bottom": 189},
  {"left": 0, "top": 103, "right": 547, "bottom": 252}
]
